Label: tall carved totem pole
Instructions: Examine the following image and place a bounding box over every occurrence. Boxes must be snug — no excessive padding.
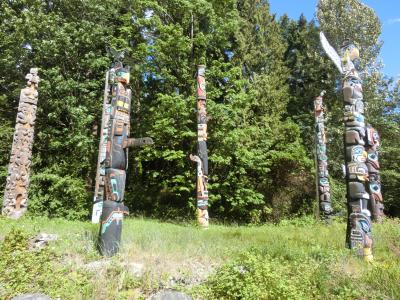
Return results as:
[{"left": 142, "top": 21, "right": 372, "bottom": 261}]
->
[
  {"left": 320, "top": 32, "right": 383, "bottom": 261},
  {"left": 314, "top": 91, "right": 333, "bottom": 221},
  {"left": 3, "top": 69, "right": 39, "bottom": 219},
  {"left": 92, "top": 70, "right": 112, "bottom": 224},
  {"left": 96, "top": 52, "right": 153, "bottom": 256},
  {"left": 365, "top": 125, "right": 384, "bottom": 222},
  {"left": 190, "top": 65, "right": 209, "bottom": 228}
]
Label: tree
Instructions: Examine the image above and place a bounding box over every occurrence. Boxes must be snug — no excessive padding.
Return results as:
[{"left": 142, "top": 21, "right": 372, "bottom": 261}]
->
[
  {"left": 0, "top": 0, "right": 122, "bottom": 219},
  {"left": 0, "top": 0, "right": 397, "bottom": 222},
  {"left": 317, "top": 0, "right": 382, "bottom": 69},
  {"left": 317, "top": 0, "right": 400, "bottom": 217},
  {"left": 279, "top": 13, "right": 347, "bottom": 213}
]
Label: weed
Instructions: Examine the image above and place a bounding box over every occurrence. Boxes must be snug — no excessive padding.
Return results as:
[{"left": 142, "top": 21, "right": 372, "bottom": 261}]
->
[
  {"left": 0, "top": 217, "right": 399, "bottom": 299},
  {"left": 0, "top": 227, "right": 93, "bottom": 299}
]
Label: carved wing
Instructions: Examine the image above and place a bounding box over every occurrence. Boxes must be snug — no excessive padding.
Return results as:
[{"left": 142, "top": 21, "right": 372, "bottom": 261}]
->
[
  {"left": 106, "top": 46, "right": 127, "bottom": 63},
  {"left": 319, "top": 32, "right": 343, "bottom": 74}
]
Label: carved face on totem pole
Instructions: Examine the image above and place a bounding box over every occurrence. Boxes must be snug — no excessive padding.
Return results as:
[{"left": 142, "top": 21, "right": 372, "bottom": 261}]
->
[
  {"left": 350, "top": 212, "right": 372, "bottom": 248},
  {"left": 365, "top": 125, "right": 380, "bottom": 149},
  {"left": 366, "top": 149, "right": 380, "bottom": 172},
  {"left": 345, "top": 127, "right": 366, "bottom": 146},
  {"left": 343, "top": 77, "right": 363, "bottom": 102},
  {"left": 346, "top": 145, "right": 367, "bottom": 163},
  {"left": 197, "top": 69, "right": 206, "bottom": 97},
  {"left": 341, "top": 40, "right": 360, "bottom": 75},
  {"left": 369, "top": 182, "right": 383, "bottom": 201},
  {"left": 116, "top": 68, "right": 130, "bottom": 84},
  {"left": 344, "top": 111, "right": 365, "bottom": 127},
  {"left": 349, "top": 182, "right": 369, "bottom": 200},
  {"left": 348, "top": 162, "right": 369, "bottom": 182},
  {"left": 318, "top": 161, "right": 329, "bottom": 178},
  {"left": 314, "top": 96, "right": 324, "bottom": 114}
]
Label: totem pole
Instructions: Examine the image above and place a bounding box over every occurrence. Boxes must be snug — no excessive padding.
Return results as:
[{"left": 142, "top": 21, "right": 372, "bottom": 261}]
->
[
  {"left": 320, "top": 32, "right": 377, "bottom": 261},
  {"left": 97, "top": 49, "right": 153, "bottom": 256},
  {"left": 314, "top": 91, "right": 333, "bottom": 221},
  {"left": 92, "top": 70, "right": 112, "bottom": 223},
  {"left": 365, "top": 125, "right": 384, "bottom": 222},
  {"left": 2, "top": 68, "right": 39, "bottom": 219},
  {"left": 190, "top": 65, "right": 209, "bottom": 228}
]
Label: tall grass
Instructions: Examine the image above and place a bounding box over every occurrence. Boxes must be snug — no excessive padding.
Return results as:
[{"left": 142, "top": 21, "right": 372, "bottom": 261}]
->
[{"left": 0, "top": 216, "right": 399, "bottom": 299}]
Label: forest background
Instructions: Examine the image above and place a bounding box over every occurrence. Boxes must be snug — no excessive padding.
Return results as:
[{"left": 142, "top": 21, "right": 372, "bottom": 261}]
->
[{"left": 0, "top": 0, "right": 399, "bottom": 223}]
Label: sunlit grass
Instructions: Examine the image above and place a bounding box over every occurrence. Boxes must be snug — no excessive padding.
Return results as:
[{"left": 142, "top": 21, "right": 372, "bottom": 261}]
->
[{"left": 0, "top": 216, "right": 399, "bottom": 299}]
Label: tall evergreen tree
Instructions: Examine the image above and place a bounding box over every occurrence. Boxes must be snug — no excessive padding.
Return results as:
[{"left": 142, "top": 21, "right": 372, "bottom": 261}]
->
[
  {"left": 0, "top": 0, "right": 397, "bottom": 222},
  {"left": 279, "top": 14, "right": 347, "bottom": 212},
  {"left": 0, "top": 0, "right": 123, "bottom": 218}
]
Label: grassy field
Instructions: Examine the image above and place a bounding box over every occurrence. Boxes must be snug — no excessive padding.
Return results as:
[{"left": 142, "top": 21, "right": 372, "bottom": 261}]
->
[{"left": 0, "top": 216, "right": 399, "bottom": 299}]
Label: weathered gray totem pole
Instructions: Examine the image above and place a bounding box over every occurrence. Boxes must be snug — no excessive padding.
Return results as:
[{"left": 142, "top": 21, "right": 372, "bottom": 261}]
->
[
  {"left": 190, "top": 65, "right": 209, "bottom": 228},
  {"left": 96, "top": 51, "right": 153, "bottom": 256},
  {"left": 2, "top": 69, "right": 39, "bottom": 219},
  {"left": 314, "top": 91, "right": 333, "bottom": 221},
  {"left": 320, "top": 32, "right": 383, "bottom": 261},
  {"left": 92, "top": 70, "right": 112, "bottom": 223}
]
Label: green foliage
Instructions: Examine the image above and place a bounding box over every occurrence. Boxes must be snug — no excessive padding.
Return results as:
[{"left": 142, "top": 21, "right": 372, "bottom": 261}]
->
[
  {"left": 0, "top": 227, "right": 92, "bottom": 299},
  {"left": 0, "top": 0, "right": 117, "bottom": 219},
  {"left": 317, "top": 0, "right": 400, "bottom": 217},
  {"left": 123, "top": 0, "right": 312, "bottom": 222},
  {"left": 279, "top": 14, "right": 338, "bottom": 151},
  {"left": 196, "top": 242, "right": 400, "bottom": 300},
  {"left": 0, "top": 0, "right": 398, "bottom": 221},
  {"left": 317, "top": 0, "right": 382, "bottom": 66},
  {"left": 329, "top": 177, "right": 347, "bottom": 213},
  {"left": 28, "top": 172, "right": 90, "bottom": 219},
  {"left": 199, "top": 251, "right": 323, "bottom": 300},
  {"left": 0, "top": 216, "right": 399, "bottom": 299}
]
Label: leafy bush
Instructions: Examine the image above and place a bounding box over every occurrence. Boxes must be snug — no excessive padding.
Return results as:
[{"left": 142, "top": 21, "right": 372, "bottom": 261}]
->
[
  {"left": 197, "top": 251, "right": 327, "bottom": 300},
  {"left": 29, "top": 173, "right": 90, "bottom": 220},
  {"left": 194, "top": 245, "right": 400, "bottom": 300},
  {"left": 0, "top": 227, "right": 92, "bottom": 299}
]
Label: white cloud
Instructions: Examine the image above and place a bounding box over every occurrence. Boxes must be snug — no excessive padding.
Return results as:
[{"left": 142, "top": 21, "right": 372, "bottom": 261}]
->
[{"left": 388, "top": 18, "right": 400, "bottom": 24}]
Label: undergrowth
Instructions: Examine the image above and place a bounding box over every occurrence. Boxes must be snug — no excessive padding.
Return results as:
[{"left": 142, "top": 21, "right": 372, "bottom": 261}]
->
[
  {"left": 193, "top": 249, "right": 400, "bottom": 299},
  {"left": 0, "top": 216, "right": 399, "bottom": 299},
  {"left": 0, "top": 227, "right": 92, "bottom": 299}
]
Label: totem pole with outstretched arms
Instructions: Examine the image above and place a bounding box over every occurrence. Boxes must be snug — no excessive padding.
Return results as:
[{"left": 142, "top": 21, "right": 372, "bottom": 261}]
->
[
  {"left": 96, "top": 49, "right": 153, "bottom": 256},
  {"left": 314, "top": 91, "right": 333, "bottom": 221},
  {"left": 320, "top": 33, "right": 382, "bottom": 261},
  {"left": 3, "top": 69, "right": 39, "bottom": 219},
  {"left": 190, "top": 65, "right": 209, "bottom": 228}
]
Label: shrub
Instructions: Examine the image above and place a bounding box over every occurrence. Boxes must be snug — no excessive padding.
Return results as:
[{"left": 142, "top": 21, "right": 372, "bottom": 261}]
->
[
  {"left": 197, "top": 251, "right": 327, "bottom": 300},
  {"left": 0, "top": 227, "right": 92, "bottom": 299}
]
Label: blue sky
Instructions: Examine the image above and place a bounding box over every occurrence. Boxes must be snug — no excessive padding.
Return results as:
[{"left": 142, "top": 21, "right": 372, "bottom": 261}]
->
[{"left": 269, "top": 0, "right": 400, "bottom": 79}]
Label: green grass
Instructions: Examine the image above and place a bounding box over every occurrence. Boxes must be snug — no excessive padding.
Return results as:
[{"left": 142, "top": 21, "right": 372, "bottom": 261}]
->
[{"left": 0, "top": 216, "right": 399, "bottom": 299}]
